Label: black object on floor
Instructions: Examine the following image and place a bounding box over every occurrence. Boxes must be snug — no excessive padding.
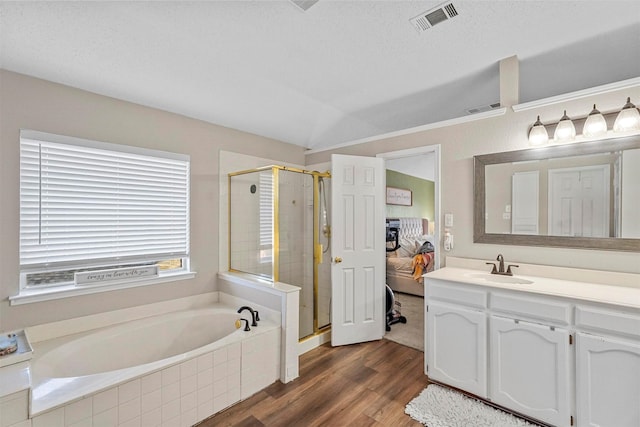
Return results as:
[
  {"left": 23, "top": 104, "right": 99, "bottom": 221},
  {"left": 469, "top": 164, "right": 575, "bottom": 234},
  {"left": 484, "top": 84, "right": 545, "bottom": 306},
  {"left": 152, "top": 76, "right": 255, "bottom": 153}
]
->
[{"left": 386, "top": 284, "right": 407, "bottom": 331}]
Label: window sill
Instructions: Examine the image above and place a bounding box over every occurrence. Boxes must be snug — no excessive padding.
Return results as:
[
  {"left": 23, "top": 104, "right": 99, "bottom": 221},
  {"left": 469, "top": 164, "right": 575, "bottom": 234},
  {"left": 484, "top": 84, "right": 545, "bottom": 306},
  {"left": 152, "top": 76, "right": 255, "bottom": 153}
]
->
[{"left": 9, "top": 271, "right": 196, "bottom": 306}]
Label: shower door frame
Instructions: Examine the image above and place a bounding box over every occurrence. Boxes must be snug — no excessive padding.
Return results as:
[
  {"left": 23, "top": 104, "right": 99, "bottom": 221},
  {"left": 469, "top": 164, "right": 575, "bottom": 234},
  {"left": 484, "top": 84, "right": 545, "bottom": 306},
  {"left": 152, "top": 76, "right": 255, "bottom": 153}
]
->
[{"left": 228, "top": 165, "right": 332, "bottom": 339}]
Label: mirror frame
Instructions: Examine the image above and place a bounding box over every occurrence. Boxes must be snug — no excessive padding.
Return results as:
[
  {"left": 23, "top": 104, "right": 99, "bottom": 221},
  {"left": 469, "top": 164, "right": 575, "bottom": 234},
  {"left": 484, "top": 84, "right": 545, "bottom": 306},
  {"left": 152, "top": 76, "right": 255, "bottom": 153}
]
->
[{"left": 474, "top": 134, "right": 640, "bottom": 252}]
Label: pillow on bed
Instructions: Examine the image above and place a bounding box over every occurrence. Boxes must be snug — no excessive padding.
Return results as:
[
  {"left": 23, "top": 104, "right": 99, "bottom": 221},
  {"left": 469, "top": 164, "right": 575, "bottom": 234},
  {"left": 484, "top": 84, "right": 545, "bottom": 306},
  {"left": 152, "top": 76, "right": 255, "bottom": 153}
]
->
[
  {"left": 416, "top": 234, "right": 435, "bottom": 247},
  {"left": 397, "top": 237, "right": 417, "bottom": 257}
]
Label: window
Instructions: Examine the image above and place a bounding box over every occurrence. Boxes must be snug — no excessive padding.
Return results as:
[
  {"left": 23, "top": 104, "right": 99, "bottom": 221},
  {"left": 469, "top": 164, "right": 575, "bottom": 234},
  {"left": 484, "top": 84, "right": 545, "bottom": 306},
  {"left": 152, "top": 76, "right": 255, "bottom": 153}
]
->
[{"left": 18, "top": 130, "right": 191, "bottom": 296}]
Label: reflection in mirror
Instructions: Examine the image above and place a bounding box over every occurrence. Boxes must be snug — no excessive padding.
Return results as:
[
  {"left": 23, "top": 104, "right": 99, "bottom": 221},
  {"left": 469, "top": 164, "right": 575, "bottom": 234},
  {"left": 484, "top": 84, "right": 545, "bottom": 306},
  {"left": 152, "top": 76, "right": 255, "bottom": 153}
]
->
[{"left": 474, "top": 135, "right": 640, "bottom": 251}]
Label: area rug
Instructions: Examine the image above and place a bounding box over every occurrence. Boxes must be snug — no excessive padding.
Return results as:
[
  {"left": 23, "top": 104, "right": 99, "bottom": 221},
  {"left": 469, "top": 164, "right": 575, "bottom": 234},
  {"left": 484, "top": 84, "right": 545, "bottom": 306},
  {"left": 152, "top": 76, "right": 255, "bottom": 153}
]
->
[
  {"left": 405, "top": 384, "right": 539, "bottom": 427},
  {"left": 384, "top": 292, "right": 424, "bottom": 351}
]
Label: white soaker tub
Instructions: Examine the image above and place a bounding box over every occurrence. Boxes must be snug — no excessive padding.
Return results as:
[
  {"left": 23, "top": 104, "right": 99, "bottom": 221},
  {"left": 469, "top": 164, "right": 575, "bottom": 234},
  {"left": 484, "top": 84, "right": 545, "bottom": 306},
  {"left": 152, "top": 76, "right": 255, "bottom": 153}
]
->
[{"left": 29, "top": 304, "right": 277, "bottom": 418}]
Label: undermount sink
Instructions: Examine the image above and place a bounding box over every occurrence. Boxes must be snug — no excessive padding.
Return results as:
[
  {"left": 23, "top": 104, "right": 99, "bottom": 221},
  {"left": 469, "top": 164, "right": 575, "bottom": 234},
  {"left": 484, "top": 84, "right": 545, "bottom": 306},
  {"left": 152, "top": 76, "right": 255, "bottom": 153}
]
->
[{"left": 466, "top": 273, "right": 534, "bottom": 285}]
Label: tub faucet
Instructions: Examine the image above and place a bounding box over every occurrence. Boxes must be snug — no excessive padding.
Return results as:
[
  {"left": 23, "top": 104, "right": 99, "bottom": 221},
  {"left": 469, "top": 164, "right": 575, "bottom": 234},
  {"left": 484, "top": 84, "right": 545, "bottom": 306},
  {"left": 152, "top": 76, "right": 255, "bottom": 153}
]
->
[
  {"left": 487, "top": 254, "right": 519, "bottom": 276},
  {"left": 237, "top": 306, "right": 258, "bottom": 327},
  {"left": 237, "top": 318, "right": 251, "bottom": 331}
]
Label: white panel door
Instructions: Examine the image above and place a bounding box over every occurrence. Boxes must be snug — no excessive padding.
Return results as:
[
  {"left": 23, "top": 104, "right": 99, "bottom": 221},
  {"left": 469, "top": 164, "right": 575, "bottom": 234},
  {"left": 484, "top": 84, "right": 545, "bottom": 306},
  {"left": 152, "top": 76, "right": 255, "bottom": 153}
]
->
[
  {"left": 489, "top": 316, "right": 571, "bottom": 427},
  {"left": 331, "top": 154, "right": 385, "bottom": 346},
  {"left": 548, "top": 165, "right": 609, "bottom": 237},
  {"left": 427, "top": 302, "right": 487, "bottom": 397},
  {"left": 576, "top": 332, "right": 640, "bottom": 427}
]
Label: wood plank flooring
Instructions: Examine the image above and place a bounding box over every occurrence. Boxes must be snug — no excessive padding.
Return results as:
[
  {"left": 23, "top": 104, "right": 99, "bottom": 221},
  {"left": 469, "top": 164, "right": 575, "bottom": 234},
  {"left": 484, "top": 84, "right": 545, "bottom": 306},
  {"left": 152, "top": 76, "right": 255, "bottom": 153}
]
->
[{"left": 197, "top": 339, "right": 428, "bottom": 426}]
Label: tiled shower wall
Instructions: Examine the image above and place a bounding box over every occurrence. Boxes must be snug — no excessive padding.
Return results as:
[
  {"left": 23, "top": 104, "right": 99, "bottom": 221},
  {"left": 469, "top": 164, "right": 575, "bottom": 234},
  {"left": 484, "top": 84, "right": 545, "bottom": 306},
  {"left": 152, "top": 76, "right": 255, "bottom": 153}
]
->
[{"left": 227, "top": 165, "right": 331, "bottom": 340}]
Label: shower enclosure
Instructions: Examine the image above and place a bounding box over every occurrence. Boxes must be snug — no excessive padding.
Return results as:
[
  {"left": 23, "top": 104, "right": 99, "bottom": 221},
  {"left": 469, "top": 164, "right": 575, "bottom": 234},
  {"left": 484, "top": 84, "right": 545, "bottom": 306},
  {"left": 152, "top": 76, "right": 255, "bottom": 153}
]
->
[{"left": 228, "top": 166, "right": 331, "bottom": 340}]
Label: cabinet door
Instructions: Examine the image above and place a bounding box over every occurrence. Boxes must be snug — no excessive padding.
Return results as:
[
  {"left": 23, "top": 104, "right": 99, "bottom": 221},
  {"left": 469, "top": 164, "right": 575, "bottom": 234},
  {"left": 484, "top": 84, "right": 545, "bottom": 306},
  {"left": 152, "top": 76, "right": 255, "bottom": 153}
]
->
[
  {"left": 489, "top": 316, "right": 571, "bottom": 427},
  {"left": 576, "top": 333, "right": 640, "bottom": 427},
  {"left": 427, "top": 302, "right": 487, "bottom": 397}
]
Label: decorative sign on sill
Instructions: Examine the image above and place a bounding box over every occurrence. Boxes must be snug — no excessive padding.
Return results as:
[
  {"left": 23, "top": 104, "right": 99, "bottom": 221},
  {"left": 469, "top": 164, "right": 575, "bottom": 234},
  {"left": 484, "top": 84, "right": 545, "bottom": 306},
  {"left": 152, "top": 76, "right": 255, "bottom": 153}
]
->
[{"left": 75, "top": 265, "right": 159, "bottom": 285}]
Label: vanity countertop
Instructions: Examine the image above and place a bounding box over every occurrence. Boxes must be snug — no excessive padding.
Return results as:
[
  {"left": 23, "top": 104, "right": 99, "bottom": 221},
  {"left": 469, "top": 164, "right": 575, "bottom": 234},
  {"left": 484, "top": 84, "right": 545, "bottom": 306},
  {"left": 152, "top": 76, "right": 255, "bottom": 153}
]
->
[{"left": 425, "top": 266, "right": 640, "bottom": 310}]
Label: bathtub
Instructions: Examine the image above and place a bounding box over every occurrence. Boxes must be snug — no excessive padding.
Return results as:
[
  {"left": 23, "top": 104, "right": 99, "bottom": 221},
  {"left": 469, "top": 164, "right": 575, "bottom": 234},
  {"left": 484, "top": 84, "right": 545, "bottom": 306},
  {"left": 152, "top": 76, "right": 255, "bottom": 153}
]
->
[{"left": 29, "top": 304, "right": 281, "bottom": 423}]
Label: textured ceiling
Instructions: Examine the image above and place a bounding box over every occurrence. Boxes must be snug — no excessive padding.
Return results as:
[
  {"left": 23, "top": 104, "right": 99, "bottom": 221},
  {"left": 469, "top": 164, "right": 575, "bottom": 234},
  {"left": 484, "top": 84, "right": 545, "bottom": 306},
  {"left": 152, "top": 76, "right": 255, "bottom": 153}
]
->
[{"left": 1, "top": 1, "right": 639, "bottom": 151}]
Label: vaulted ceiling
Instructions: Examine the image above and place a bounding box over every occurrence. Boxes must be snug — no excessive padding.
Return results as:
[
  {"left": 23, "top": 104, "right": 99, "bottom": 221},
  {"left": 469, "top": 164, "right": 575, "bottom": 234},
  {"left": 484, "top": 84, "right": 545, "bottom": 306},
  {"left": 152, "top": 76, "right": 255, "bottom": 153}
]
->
[{"left": 1, "top": 1, "right": 639, "bottom": 151}]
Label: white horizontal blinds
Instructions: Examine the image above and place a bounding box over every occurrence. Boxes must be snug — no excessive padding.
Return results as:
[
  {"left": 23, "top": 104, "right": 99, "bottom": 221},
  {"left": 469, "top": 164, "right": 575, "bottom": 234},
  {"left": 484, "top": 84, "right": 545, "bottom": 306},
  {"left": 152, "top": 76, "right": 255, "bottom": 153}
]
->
[{"left": 20, "top": 136, "right": 190, "bottom": 270}]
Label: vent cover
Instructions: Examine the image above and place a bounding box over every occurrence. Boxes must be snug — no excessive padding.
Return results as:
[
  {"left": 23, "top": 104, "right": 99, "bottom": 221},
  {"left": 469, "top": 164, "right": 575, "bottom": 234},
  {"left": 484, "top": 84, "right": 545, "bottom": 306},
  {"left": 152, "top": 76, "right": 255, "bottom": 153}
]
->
[
  {"left": 465, "top": 102, "right": 502, "bottom": 115},
  {"left": 290, "top": 0, "right": 319, "bottom": 11},
  {"left": 410, "top": 2, "right": 459, "bottom": 33}
]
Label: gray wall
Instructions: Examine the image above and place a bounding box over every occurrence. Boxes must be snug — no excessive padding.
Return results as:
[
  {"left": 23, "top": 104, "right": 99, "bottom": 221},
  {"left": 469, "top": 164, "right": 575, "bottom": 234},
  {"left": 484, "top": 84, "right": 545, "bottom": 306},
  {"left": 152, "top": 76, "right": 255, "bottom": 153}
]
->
[
  {"left": 306, "top": 86, "right": 640, "bottom": 274},
  {"left": 0, "top": 70, "right": 306, "bottom": 331}
]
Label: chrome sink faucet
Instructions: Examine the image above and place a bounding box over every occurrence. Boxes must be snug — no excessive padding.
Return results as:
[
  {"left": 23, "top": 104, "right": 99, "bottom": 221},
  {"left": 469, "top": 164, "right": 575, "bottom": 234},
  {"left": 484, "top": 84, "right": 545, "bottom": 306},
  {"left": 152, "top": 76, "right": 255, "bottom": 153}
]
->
[{"left": 487, "top": 254, "right": 519, "bottom": 276}]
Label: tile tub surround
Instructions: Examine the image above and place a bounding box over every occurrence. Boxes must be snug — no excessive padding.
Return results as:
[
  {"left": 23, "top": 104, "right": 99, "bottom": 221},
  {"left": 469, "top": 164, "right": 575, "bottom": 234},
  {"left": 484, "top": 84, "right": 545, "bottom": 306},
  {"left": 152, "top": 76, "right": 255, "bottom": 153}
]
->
[
  {"left": 0, "top": 389, "right": 29, "bottom": 427},
  {"left": 0, "top": 292, "right": 282, "bottom": 427},
  {"left": 217, "top": 271, "right": 301, "bottom": 383},
  {"left": 29, "top": 328, "right": 280, "bottom": 427},
  {"left": 29, "top": 308, "right": 280, "bottom": 416}
]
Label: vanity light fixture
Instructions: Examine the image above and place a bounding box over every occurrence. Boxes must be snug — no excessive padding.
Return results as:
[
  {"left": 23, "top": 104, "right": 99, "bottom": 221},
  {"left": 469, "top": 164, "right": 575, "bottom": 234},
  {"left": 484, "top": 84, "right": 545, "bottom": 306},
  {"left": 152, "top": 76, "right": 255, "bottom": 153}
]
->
[
  {"left": 553, "top": 110, "right": 576, "bottom": 141},
  {"left": 528, "top": 115, "right": 549, "bottom": 146},
  {"left": 613, "top": 97, "right": 640, "bottom": 133},
  {"left": 582, "top": 104, "right": 608, "bottom": 138},
  {"left": 526, "top": 97, "right": 640, "bottom": 145}
]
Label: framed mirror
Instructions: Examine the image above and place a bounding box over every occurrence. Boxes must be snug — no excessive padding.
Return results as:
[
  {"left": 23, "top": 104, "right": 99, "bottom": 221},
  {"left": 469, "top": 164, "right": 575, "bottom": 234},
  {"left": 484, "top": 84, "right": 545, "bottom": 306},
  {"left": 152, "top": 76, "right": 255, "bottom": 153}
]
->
[{"left": 474, "top": 134, "right": 640, "bottom": 251}]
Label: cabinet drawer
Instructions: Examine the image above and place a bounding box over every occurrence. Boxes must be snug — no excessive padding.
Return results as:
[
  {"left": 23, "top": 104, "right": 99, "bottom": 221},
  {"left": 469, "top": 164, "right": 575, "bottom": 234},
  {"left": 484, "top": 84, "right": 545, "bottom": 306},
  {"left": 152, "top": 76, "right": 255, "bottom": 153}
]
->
[
  {"left": 426, "top": 280, "right": 487, "bottom": 309},
  {"left": 490, "top": 292, "right": 571, "bottom": 325},
  {"left": 575, "top": 305, "right": 640, "bottom": 339}
]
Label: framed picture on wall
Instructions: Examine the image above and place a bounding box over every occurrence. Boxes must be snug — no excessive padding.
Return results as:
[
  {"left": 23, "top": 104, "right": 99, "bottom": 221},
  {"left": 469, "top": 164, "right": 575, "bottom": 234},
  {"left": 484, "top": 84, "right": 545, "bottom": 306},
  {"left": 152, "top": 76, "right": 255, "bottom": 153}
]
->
[{"left": 386, "top": 187, "right": 412, "bottom": 206}]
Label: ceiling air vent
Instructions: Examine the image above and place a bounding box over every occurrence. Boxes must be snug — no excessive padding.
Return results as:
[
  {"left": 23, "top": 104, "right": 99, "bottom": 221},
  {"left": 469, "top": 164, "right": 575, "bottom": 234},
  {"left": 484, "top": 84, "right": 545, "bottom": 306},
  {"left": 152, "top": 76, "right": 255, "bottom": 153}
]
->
[
  {"left": 410, "top": 2, "right": 459, "bottom": 33},
  {"left": 465, "top": 102, "right": 502, "bottom": 115},
  {"left": 290, "top": 0, "right": 319, "bottom": 11}
]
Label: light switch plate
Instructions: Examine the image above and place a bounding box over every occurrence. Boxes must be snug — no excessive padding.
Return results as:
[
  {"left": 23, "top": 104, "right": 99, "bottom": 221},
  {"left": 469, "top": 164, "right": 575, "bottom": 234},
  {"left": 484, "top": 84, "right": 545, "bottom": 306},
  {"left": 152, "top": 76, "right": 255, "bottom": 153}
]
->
[{"left": 445, "top": 213, "right": 453, "bottom": 227}]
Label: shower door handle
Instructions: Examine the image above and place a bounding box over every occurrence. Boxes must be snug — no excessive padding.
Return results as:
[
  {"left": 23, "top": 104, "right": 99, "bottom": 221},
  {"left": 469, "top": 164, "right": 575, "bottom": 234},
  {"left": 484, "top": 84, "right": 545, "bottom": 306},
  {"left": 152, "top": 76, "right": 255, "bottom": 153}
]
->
[{"left": 333, "top": 257, "right": 342, "bottom": 263}]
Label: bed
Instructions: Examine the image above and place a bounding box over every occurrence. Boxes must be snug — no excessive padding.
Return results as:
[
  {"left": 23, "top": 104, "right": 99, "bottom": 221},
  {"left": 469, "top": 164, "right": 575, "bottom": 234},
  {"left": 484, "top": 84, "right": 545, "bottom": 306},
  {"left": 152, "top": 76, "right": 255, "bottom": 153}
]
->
[{"left": 385, "top": 217, "right": 435, "bottom": 297}]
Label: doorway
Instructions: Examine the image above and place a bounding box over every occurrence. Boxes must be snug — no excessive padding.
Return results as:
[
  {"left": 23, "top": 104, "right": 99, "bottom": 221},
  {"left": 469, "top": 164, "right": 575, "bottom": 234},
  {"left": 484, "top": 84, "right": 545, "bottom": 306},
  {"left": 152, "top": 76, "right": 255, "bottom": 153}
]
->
[
  {"left": 377, "top": 145, "right": 441, "bottom": 353},
  {"left": 379, "top": 145, "right": 440, "bottom": 268}
]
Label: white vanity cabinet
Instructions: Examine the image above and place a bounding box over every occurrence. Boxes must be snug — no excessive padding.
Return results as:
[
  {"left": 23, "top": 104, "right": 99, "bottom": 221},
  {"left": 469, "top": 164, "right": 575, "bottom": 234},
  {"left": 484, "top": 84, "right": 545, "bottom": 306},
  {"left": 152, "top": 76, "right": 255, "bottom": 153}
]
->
[
  {"left": 574, "top": 306, "right": 640, "bottom": 427},
  {"left": 489, "top": 316, "right": 571, "bottom": 426},
  {"left": 425, "top": 268, "right": 640, "bottom": 427},
  {"left": 427, "top": 302, "right": 487, "bottom": 397},
  {"left": 426, "top": 280, "right": 488, "bottom": 397}
]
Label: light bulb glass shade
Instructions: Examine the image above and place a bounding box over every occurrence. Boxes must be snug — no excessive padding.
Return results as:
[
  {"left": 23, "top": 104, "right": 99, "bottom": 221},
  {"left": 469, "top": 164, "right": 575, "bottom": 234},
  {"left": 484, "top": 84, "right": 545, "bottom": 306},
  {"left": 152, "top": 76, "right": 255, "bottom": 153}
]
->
[
  {"left": 613, "top": 97, "right": 640, "bottom": 133},
  {"left": 554, "top": 110, "right": 576, "bottom": 141},
  {"left": 528, "top": 116, "right": 548, "bottom": 146},
  {"left": 583, "top": 104, "right": 607, "bottom": 137}
]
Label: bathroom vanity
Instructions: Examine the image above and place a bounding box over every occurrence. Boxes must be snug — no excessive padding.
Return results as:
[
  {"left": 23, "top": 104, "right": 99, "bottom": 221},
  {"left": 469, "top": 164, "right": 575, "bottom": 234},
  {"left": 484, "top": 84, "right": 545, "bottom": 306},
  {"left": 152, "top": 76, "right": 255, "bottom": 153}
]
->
[{"left": 424, "top": 258, "right": 640, "bottom": 427}]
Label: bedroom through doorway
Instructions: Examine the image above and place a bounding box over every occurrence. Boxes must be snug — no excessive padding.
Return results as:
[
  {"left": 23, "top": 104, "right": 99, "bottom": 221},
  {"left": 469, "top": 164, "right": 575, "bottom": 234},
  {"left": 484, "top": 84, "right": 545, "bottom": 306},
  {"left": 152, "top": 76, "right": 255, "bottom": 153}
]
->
[{"left": 379, "top": 146, "right": 440, "bottom": 352}]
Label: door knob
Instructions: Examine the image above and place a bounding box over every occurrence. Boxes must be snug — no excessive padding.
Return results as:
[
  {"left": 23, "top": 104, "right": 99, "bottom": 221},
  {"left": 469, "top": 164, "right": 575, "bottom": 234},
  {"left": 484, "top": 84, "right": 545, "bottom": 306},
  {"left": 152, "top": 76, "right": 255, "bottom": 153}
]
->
[{"left": 334, "top": 257, "right": 342, "bottom": 263}]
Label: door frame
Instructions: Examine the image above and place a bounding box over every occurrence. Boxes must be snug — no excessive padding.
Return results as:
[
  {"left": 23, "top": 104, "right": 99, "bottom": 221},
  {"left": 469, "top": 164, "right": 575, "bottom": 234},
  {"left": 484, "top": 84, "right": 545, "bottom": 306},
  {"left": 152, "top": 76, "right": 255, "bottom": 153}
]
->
[{"left": 377, "top": 145, "right": 441, "bottom": 269}]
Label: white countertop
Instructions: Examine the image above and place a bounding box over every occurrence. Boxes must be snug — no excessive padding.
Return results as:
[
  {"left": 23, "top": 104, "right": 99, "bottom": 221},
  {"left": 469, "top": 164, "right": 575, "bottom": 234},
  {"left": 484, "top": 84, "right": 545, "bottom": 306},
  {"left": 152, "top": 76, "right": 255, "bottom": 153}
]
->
[{"left": 426, "top": 266, "right": 640, "bottom": 310}]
